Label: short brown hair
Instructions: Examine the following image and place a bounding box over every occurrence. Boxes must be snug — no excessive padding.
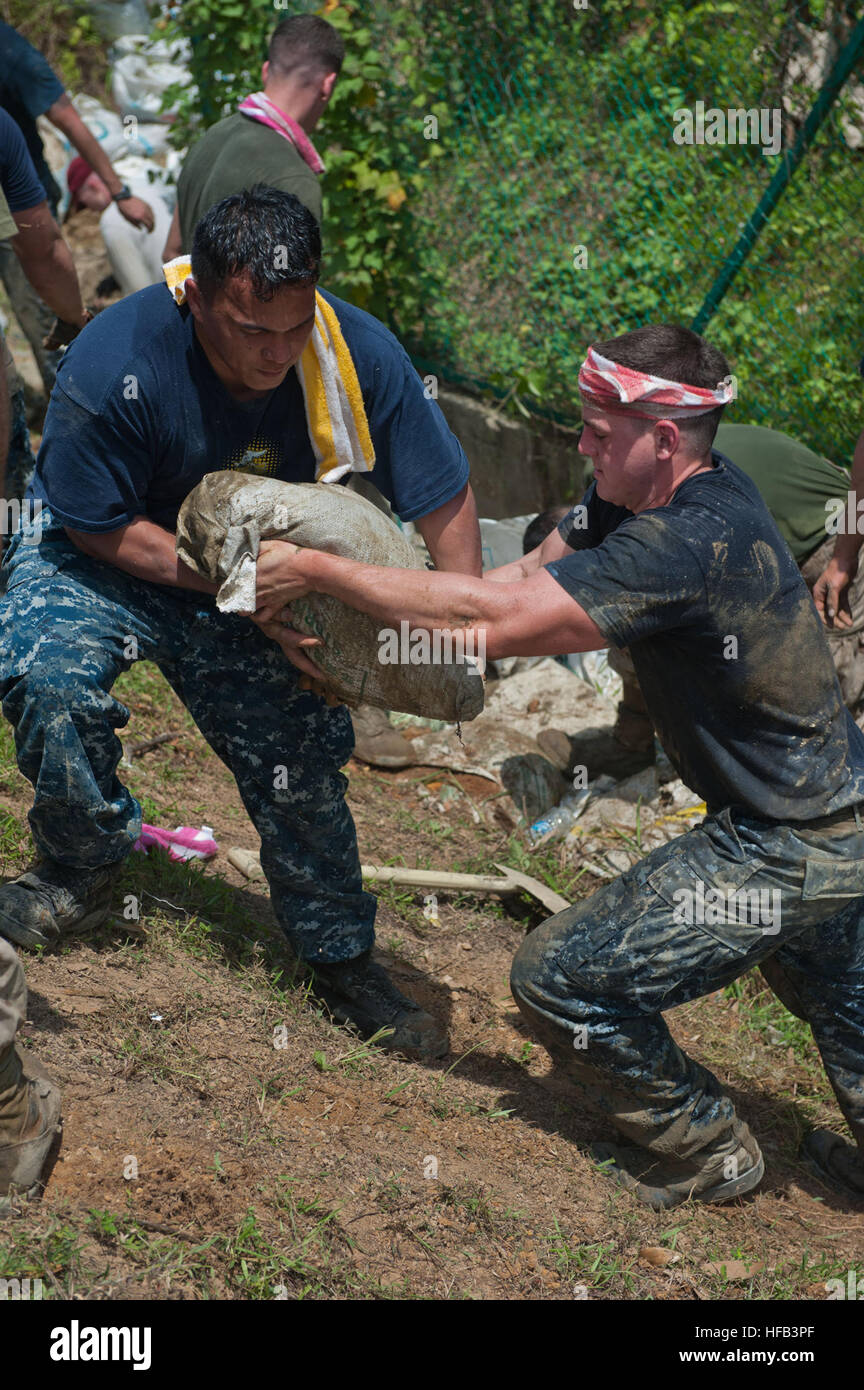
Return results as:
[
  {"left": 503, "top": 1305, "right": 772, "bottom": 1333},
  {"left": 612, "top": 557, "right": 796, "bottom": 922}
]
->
[
  {"left": 591, "top": 322, "right": 731, "bottom": 454},
  {"left": 269, "top": 15, "right": 345, "bottom": 80}
]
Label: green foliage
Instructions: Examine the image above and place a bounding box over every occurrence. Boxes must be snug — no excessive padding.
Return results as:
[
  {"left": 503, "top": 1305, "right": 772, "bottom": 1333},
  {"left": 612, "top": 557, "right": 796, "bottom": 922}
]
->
[
  {"left": 3, "top": 0, "right": 108, "bottom": 95},
  {"left": 161, "top": 0, "right": 864, "bottom": 453},
  {"left": 161, "top": 1, "right": 447, "bottom": 322}
]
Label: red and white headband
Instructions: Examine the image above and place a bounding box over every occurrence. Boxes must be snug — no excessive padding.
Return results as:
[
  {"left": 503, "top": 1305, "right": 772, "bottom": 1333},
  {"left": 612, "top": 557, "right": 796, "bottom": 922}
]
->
[{"left": 578, "top": 346, "right": 735, "bottom": 420}]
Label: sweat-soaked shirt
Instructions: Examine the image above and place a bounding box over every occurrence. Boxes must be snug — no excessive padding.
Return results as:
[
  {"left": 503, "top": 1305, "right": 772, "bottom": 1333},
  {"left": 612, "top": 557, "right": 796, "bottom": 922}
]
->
[{"left": 547, "top": 452, "right": 864, "bottom": 822}]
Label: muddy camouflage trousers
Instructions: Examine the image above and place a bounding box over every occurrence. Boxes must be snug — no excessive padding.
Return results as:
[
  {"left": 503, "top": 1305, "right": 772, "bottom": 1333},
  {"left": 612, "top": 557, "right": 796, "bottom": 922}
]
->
[
  {"left": 0, "top": 514, "right": 377, "bottom": 965},
  {"left": 0, "top": 935, "right": 25, "bottom": 1052},
  {"left": 511, "top": 806, "right": 864, "bottom": 1156}
]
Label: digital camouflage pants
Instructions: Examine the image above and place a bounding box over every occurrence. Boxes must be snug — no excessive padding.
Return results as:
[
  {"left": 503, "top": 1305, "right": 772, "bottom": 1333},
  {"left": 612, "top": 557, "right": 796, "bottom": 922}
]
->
[
  {"left": 5, "top": 388, "right": 37, "bottom": 504},
  {"left": 511, "top": 805, "right": 864, "bottom": 1156},
  {"left": 0, "top": 512, "right": 377, "bottom": 966},
  {"left": 0, "top": 935, "right": 25, "bottom": 1053}
]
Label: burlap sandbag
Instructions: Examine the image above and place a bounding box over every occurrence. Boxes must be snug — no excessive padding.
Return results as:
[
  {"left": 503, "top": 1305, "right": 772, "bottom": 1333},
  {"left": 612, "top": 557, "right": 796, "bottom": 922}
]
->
[{"left": 176, "top": 472, "right": 485, "bottom": 722}]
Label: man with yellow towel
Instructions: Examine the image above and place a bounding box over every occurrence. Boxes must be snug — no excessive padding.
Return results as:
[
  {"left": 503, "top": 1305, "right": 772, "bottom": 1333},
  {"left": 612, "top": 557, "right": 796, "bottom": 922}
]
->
[{"left": 0, "top": 188, "right": 478, "bottom": 1102}]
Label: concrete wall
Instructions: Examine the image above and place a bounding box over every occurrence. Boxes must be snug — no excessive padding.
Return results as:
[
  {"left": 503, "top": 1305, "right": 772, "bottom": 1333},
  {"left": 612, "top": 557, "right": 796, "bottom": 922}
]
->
[{"left": 436, "top": 387, "right": 587, "bottom": 519}]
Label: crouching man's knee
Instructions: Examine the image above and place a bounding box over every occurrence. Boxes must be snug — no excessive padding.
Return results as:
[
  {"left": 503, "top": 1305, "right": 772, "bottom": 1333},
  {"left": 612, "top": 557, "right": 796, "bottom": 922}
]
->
[{"left": 509, "top": 917, "right": 581, "bottom": 1035}]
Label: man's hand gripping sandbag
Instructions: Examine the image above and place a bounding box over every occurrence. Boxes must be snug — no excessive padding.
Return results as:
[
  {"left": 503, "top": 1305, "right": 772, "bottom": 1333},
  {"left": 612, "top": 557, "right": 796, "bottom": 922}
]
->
[{"left": 176, "top": 472, "right": 485, "bottom": 722}]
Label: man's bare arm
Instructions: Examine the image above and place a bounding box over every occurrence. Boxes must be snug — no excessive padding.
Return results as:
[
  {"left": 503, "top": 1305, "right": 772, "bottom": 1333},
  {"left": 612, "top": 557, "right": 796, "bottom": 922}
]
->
[
  {"left": 46, "top": 94, "right": 154, "bottom": 231},
  {"left": 11, "top": 202, "right": 87, "bottom": 327},
  {"left": 65, "top": 517, "right": 217, "bottom": 592},
  {"left": 414, "top": 482, "right": 482, "bottom": 576},
  {"left": 813, "top": 426, "right": 864, "bottom": 627},
  {"left": 255, "top": 543, "right": 606, "bottom": 660},
  {"left": 67, "top": 519, "right": 332, "bottom": 680},
  {"left": 162, "top": 203, "right": 183, "bottom": 262},
  {"left": 485, "top": 524, "right": 574, "bottom": 583}
]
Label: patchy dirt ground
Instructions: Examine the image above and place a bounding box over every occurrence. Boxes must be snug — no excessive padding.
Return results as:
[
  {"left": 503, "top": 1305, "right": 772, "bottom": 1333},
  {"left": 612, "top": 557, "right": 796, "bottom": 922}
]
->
[{"left": 0, "top": 658, "right": 862, "bottom": 1302}]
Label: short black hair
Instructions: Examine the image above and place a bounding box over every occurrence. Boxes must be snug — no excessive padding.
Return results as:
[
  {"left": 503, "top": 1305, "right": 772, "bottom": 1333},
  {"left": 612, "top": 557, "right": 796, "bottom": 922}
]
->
[
  {"left": 523, "top": 506, "right": 571, "bottom": 554},
  {"left": 191, "top": 186, "right": 321, "bottom": 302},
  {"left": 591, "top": 323, "right": 732, "bottom": 454},
  {"left": 269, "top": 15, "right": 345, "bottom": 80}
]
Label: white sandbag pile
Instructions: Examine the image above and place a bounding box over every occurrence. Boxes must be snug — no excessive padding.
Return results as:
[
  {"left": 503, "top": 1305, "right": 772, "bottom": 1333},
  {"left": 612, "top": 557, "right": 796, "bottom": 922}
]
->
[
  {"left": 176, "top": 472, "right": 485, "bottom": 723},
  {"left": 110, "top": 34, "right": 194, "bottom": 125}
]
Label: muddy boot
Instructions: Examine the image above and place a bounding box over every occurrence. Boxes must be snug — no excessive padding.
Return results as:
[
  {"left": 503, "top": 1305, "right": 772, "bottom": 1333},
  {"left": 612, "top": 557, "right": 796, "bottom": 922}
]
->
[
  {"left": 535, "top": 728, "right": 573, "bottom": 773},
  {"left": 540, "top": 726, "right": 654, "bottom": 782},
  {"left": 612, "top": 703, "right": 655, "bottom": 754},
  {"left": 801, "top": 1130, "right": 864, "bottom": 1198},
  {"left": 591, "top": 1119, "right": 764, "bottom": 1211},
  {"left": 351, "top": 705, "right": 417, "bottom": 769},
  {"left": 0, "top": 858, "right": 122, "bottom": 951},
  {"left": 311, "top": 951, "right": 449, "bottom": 1060},
  {"left": 0, "top": 1045, "right": 62, "bottom": 1213}
]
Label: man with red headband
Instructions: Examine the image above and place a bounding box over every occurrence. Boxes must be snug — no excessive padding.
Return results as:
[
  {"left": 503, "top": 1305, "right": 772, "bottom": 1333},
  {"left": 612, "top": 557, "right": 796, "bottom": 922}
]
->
[{"left": 252, "top": 322, "right": 864, "bottom": 1209}]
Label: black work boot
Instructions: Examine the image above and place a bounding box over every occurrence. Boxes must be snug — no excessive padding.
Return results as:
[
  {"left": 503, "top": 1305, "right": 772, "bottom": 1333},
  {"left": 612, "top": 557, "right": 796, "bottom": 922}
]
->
[
  {"left": 0, "top": 1045, "right": 62, "bottom": 1213},
  {"left": 311, "top": 951, "right": 448, "bottom": 1060},
  {"left": 0, "top": 858, "right": 122, "bottom": 950},
  {"left": 591, "top": 1118, "right": 764, "bottom": 1211},
  {"left": 802, "top": 1130, "right": 864, "bottom": 1198}
]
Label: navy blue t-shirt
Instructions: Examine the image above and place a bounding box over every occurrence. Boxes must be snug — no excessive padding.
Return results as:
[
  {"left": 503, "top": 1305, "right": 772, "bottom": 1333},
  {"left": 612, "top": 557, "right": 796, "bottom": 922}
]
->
[
  {"left": 0, "top": 24, "right": 63, "bottom": 209},
  {"left": 548, "top": 455, "right": 864, "bottom": 821},
  {"left": 0, "top": 106, "right": 47, "bottom": 212},
  {"left": 30, "top": 284, "right": 470, "bottom": 532}
]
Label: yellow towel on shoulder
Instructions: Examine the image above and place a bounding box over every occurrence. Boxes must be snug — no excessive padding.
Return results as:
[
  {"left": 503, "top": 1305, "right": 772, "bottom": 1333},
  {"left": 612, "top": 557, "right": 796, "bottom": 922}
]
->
[{"left": 163, "top": 257, "right": 375, "bottom": 483}]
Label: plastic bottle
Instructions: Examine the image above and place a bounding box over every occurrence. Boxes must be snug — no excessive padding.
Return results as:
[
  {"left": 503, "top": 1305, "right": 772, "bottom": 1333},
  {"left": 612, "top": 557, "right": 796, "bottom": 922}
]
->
[
  {"left": 528, "top": 788, "right": 592, "bottom": 843},
  {"left": 527, "top": 775, "right": 618, "bottom": 845}
]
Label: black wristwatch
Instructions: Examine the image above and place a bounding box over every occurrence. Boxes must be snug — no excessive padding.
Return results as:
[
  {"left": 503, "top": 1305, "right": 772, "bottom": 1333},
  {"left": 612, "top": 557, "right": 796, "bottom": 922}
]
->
[{"left": 111, "top": 185, "right": 133, "bottom": 203}]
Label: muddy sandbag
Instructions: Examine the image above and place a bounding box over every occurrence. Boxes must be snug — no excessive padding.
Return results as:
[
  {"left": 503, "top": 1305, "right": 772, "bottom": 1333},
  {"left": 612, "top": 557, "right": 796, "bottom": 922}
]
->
[{"left": 176, "top": 472, "right": 485, "bottom": 722}]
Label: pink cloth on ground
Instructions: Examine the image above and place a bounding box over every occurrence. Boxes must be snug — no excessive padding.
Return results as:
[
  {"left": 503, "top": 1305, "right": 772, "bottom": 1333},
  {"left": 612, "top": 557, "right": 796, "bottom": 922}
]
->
[{"left": 133, "top": 824, "right": 219, "bottom": 862}]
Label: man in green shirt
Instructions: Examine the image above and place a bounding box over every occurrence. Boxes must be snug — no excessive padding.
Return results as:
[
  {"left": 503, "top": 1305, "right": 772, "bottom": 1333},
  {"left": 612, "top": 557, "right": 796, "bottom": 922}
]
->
[
  {"left": 715, "top": 422, "right": 852, "bottom": 565},
  {"left": 713, "top": 423, "right": 864, "bottom": 720},
  {"left": 163, "top": 15, "right": 343, "bottom": 259}
]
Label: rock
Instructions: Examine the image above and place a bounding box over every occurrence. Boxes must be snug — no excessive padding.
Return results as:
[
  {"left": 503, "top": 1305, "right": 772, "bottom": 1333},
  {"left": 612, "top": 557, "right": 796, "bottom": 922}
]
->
[
  {"left": 639, "top": 1245, "right": 679, "bottom": 1267},
  {"left": 604, "top": 849, "right": 635, "bottom": 874},
  {"left": 615, "top": 766, "right": 660, "bottom": 803},
  {"left": 583, "top": 796, "right": 651, "bottom": 832},
  {"left": 663, "top": 779, "right": 704, "bottom": 811}
]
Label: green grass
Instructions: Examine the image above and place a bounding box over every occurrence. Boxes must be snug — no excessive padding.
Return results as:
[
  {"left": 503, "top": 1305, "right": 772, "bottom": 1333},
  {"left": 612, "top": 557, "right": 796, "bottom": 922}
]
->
[
  {"left": 0, "top": 1194, "right": 394, "bottom": 1301},
  {"left": 545, "top": 1228, "right": 640, "bottom": 1294},
  {"left": 0, "top": 1220, "right": 86, "bottom": 1293},
  {"left": 723, "top": 974, "right": 815, "bottom": 1066}
]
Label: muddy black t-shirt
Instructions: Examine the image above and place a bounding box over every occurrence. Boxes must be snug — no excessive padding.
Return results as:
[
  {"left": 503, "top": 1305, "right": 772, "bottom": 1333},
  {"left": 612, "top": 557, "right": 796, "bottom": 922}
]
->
[{"left": 547, "top": 453, "right": 864, "bottom": 821}]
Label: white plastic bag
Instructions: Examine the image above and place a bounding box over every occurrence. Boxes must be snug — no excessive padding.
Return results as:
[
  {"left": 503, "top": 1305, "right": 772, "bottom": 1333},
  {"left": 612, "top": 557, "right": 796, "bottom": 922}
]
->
[
  {"left": 63, "top": 95, "right": 127, "bottom": 159},
  {"left": 110, "top": 36, "right": 193, "bottom": 123}
]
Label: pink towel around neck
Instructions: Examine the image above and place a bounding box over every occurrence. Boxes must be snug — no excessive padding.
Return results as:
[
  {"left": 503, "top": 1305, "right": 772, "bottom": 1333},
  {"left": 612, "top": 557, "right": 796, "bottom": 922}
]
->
[{"left": 237, "top": 92, "right": 325, "bottom": 175}]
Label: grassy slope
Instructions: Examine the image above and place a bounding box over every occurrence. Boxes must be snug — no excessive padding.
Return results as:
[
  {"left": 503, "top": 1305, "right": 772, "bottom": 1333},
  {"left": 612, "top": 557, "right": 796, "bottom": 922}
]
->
[{"left": 0, "top": 660, "right": 861, "bottom": 1300}]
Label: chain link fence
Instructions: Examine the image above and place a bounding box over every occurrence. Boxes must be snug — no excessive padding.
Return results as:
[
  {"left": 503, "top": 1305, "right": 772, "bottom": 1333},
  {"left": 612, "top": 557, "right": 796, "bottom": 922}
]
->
[
  {"left": 168, "top": 1, "right": 864, "bottom": 463},
  {"left": 367, "top": 0, "right": 864, "bottom": 463}
]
